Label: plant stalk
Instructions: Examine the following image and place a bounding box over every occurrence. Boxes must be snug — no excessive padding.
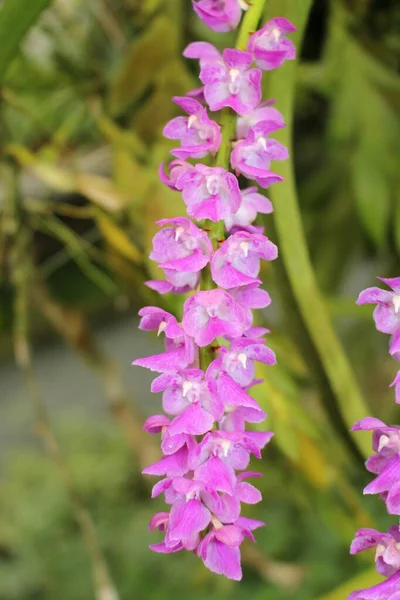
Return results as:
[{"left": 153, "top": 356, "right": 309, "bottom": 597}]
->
[{"left": 199, "top": 0, "right": 268, "bottom": 371}]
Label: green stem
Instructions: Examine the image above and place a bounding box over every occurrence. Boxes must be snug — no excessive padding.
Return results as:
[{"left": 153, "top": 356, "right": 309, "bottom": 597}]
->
[
  {"left": 215, "top": 0, "right": 268, "bottom": 170},
  {"left": 263, "top": 0, "right": 370, "bottom": 457},
  {"left": 199, "top": 0, "right": 268, "bottom": 370},
  {"left": 0, "top": 0, "right": 51, "bottom": 84}
]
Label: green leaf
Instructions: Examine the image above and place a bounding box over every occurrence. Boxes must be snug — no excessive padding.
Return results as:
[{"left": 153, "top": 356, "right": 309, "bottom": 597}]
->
[
  {"left": 108, "top": 15, "right": 178, "bottom": 116},
  {"left": 0, "top": 0, "right": 51, "bottom": 84},
  {"left": 36, "top": 215, "right": 119, "bottom": 296},
  {"left": 323, "top": 7, "right": 399, "bottom": 251},
  {"left": 353, "top": 150, "right": 390, "bottom": 247},
  {"left": 8, "top": 145, "right": 129, "bottom": 212},
  {"left": 96, "top": 212, "right": 142, "bottom": 264}
]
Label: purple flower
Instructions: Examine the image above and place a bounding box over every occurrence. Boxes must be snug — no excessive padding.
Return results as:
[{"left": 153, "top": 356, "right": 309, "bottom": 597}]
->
[
  {"left": 357, "top": 277, "right": 400, "bottom": 336},
  {"left": 143, "top": 445, "right": 191, "bottom": 478},
  {"left": 149, "top": 512, "right": 170, "bottom": 531},
  {"left": 143, "top": 414, "right": 195, "bottom": 456},
  {"left": 205, "top": 362, "right": 267, "bottom": 423},
  {"left": 182, "top": 289, "right": 249, "bottom": 346},
  {"left": 210, "top": 231, "right": 278, "bottom": 288},
  {"left": 148, "top": 509, "right": 200, "bottom": 554},
  {"left": 220, "top": 336, "right": 277, "bottom": 387},
  {"left": 184, "top": 44, "right": 262, "bottom": 116},
  {"left": 188, "top": 430, "right": 274, "bottom": 473},
  {"left": 163, "top": 96, "right": 221, "bottom": 159},
  {"left": 148, "top": 512, "right": 185, "bottom": 554},
  {"left": 186, "top": 86, "right": 206, "bottom": 103},
  {"left": 168, "top": 496, "right": 211, "bottom": 548},
  {"left": 143, "top": 414, "right": 171, "bottom": 435},
  {"left": 197, "top": 515, "right": 265, "bottom": 579},
  {"left": 192, "top": 0, "right": 247, "bottom": 32},
  {"left": 236, "top": 100, "right": 285, "bottom": 139},
  {"left": 224, "top": 187, "right": 273, "bottom": 232},
  {"left": 347, "top": 571, "right": 400, "bottom": 600},
  {"left": 247, "top": 18, "right": 297, "bottom": 71},
  {"left": 219, "top": 405, "right": 262, "bottom": 432},
  {"left": 184, "top": 41, "right": 222, "bottom": 67},
  {"left": 159, "top": 160, "right": 194, "bottom": 190},
  {"left": 224, "top": 283, "right": 272, "bottom": 332},
  {"left": 352, "top": 418, "right": 400, "bottom": 515},
  {"left": 135, "top": 307, "right": 182, "bottom": 337},
  {"left": 190, "top": 435, "right": 269, "bottom": 498},
  {"left": 151, "top": 369, "right": 224, "bottom": 436},
  {"left": 231, "top": 121, "right": 288, "bottom": 187},
  {"left": 144, "top": 370, "right": 272, "bottom": 576},
  {"left": 175, "top": 163, "right": 241, "bottom": 222},
  {"left": 230, "top": 282, "right": 272, "bottom": 313},
  {"left": 351, "top": 526, "right": 400, "bottom": 577},
  {"left": 149, "top": 476, "right": 247, "bottom": 554},
  {"left": 235, "top": 471, "right": 263, "bottom": 505},
  {"left": 132, "top": 307, "right": 196, "bottom": 373},
  {"left": 150, "top": 217, "right": 212, "bottom": 273},
  {"left": 152, "top": 471, "right": 264, "bottom": 538},
  {"left": 197, "top": 522, "right": 243, "bottom": 579},
  {"left": 146, "top": 271, "right": 200, "bottom": 295},
  {"left": 157, "top": 478, "right": 218, "bottom": 538}
]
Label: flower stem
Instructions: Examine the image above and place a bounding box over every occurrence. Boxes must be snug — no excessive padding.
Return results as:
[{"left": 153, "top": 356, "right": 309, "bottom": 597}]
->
[
  {"left": 215, "top": 0, "right": 268, "bottom": 172},
  {"left": 199, "top": 0, "right": 268, "bottom": 371},
  {"left": 236, "top": 0, "right": 267, "bottom": 50}
]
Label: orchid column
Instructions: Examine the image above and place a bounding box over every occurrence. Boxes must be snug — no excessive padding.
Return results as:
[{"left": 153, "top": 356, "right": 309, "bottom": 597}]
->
[
  {"left": 347, "top": 278, "right": 400, "bottom": 600},
  {"left": 133, "top": 0, "right": 296, "bottom": 581}
]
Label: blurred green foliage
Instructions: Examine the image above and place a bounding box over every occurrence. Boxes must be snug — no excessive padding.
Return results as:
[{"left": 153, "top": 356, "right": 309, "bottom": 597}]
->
[{"left": 0, "top": 0, "right": 399, "bottom": 599}]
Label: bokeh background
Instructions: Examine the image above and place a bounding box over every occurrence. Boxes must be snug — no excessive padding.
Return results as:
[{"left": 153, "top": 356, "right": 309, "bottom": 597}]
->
[{"left": 0, "top": 0, "right": 399, "bottom": 599}]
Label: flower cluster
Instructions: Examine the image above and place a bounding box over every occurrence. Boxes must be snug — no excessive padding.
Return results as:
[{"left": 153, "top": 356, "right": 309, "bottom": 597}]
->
[
  {"left": 348, "top": 277, "right": 400, "bottom": 599},
  {"left": 133, "top": 5, "right": 296, "bottom": 580}
]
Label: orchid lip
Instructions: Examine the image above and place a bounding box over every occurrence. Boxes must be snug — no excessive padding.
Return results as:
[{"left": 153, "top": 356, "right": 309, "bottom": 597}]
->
[
  {"left": 237, "top": 353, "right": 248, "bottom": 368},
  {"left": 175, "top": 226, "right": 185, "bottom": 241},
  {"left": 375, "top": 543, "right": 385, "bottom": 557},
  {"left": 206, "top": 306, "right": 218, "bottom": 318},
  {"left": 257, "top": 136, "right": 268, "bottom": 151},
  {"left": 378, "top": 434, "right": 389, "bottom": 452},
  {"left": 220, "top": 439, "right": 232, "bottom": 457},
  {"left": 229, "top": 68, "right": 240, "bottom": 83},
  {"left": 228, "top": 69, "right": 240, "bottom": 95},
  {"left": 157, "top": 321, "right": 167, "bottom": 336},
  {"left": 187, "top": 114, "right": 197, "bottom": 129},
  {"left": 239, "top": 241, "right": 249, "bottom": 257},
  {"left": 182, "top": 381, "right": 193, "bottom": 397},
  {"left": 271, "top": 27, "right": 281, "bottom": 43},
  {"left": 211, "top": 515, "right": 223, "bottom": 529},
  {"left": 206, "top": 175, "right": 220, "bottom": 196}
]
